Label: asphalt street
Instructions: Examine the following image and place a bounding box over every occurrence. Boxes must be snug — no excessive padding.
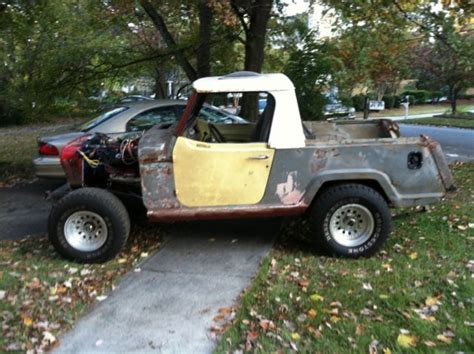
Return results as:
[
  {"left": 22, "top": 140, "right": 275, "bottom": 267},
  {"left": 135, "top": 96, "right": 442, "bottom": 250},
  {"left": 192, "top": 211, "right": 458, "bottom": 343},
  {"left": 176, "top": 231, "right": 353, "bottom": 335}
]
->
[
  {"left": 399, "top": 124, "right": 474, "bottom": 162},
  {"left": 0, "top": 124, "right": 472, "bottom": 242}
]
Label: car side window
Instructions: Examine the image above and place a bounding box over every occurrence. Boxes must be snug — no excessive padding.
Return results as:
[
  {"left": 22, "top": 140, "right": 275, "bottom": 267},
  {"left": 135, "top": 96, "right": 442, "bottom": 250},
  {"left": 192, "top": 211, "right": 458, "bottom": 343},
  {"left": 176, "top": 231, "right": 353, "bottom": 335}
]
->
[{"left": 126, "top": 107, "right": 178, "bottom": 132}]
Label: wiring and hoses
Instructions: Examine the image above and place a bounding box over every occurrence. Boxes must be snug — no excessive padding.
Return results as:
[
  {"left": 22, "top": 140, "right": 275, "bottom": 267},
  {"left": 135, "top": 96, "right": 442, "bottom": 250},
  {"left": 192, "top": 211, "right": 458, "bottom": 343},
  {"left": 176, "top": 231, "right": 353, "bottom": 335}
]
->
[{"left": 78, "top": 150, "right": 100, "bottom": 168}]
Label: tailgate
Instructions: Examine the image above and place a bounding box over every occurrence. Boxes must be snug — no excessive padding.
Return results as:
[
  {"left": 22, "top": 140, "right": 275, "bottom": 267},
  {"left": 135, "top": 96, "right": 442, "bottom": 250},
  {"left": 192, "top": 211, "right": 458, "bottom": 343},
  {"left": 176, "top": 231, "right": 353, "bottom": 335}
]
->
[{"left": 421, "top": 135, "right": 456, "bottom": 192}]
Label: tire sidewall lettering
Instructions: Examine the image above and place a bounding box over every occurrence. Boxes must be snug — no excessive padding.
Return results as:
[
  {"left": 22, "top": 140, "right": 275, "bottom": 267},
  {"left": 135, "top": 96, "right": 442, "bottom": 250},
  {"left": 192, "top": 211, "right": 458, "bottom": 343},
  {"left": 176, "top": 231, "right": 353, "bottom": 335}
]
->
[{"left": 323, "top": 197, "right": 382, "bottom": 255}]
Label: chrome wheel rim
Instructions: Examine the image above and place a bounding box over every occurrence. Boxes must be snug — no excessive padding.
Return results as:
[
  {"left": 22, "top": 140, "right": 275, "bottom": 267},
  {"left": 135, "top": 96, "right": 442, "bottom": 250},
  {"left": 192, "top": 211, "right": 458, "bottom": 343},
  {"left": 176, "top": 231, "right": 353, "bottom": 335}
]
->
[
  {"left": 329, "top": 204, "right": 374, "bottom": 247},
  {"left": 64, "top": 211, "right": 108, "bottom": 252}
]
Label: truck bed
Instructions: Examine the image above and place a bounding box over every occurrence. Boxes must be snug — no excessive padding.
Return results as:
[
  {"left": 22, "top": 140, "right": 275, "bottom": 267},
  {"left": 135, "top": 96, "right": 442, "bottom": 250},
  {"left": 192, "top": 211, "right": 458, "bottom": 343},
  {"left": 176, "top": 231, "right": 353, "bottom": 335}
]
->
[{"left": 304, "top": 119, "right": 399, "bottom": 142}]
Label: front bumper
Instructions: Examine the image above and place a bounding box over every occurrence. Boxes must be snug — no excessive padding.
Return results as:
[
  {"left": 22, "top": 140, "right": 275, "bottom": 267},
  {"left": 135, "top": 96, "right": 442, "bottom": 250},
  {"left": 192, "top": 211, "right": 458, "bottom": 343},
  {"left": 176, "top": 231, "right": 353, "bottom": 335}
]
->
[{"left": 33, "top": 156, "right": 66, "bottom": 178}]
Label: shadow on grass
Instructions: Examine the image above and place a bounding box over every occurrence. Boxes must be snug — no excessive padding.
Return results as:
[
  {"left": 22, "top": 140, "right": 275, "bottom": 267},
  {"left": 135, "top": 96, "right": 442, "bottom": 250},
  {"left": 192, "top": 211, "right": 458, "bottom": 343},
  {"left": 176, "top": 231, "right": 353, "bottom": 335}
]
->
[{"left": 274, "top": 216, "right": 326, "bottom": 257}]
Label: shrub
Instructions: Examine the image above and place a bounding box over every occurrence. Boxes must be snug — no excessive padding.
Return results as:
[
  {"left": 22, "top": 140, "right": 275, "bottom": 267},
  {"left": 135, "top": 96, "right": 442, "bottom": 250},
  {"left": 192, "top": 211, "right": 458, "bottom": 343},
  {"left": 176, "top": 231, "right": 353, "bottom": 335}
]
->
[
  {"left": 393, "top": 95, "right": 402, "bottom": 108},
  {"left": 401, "top": 90, "right": 430, "bottom": 104},
  {"left": 352, "top": 94, "right": 366, "bottom": 112},
  {"left": 382, "top": 95, "right": 395, "bottom": 109}
]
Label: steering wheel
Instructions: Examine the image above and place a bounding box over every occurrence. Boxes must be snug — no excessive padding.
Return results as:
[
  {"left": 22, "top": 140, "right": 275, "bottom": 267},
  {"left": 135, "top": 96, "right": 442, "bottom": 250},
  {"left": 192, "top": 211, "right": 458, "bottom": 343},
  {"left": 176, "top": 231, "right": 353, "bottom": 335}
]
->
[{"left": 208, "top": 123, "right": 226, "bottom": 143}]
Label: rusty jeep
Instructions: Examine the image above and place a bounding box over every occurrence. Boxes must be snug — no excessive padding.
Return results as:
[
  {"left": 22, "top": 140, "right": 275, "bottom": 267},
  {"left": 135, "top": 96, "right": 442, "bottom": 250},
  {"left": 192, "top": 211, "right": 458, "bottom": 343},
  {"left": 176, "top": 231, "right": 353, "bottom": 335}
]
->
[{"left": 48, "top": 72, "right": 455, "bottom": 263}]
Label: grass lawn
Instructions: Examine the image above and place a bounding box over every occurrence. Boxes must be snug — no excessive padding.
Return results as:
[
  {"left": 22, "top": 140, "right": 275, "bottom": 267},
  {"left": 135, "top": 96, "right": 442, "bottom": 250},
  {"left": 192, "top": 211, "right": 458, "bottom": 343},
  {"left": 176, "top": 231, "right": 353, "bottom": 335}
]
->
[
  {"left": 357, "top": 101, "right": 474, "bottom": 118},
  {"left": 216, "top": 163, "right": 474, "bottom": 353},
  {"left": 402, "top": 117, "right": 474, "bottom": 129},
  {"left": 0, "top": 119, "right": 82, "bottom": 185},
  {"left": 0, "top": 224, "right": 163, "bottom": 352}
]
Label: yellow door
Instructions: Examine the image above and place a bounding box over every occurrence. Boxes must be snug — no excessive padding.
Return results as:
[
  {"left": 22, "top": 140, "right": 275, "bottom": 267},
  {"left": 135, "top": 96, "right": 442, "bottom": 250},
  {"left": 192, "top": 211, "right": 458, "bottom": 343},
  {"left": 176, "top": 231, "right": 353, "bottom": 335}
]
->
[{"left": 173, "top": 137, "right": 275, "bottom": 207}]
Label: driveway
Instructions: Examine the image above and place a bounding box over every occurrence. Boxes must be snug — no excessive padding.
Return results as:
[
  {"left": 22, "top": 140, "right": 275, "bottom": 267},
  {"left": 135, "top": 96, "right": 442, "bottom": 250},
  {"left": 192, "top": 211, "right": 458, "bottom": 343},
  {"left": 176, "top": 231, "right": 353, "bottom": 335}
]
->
[
  {"left": 54, "top": 219, "right": 280, "bottom": 353},
  {"left": 0, "top": 179, "right": 63, "bottom": 240}
]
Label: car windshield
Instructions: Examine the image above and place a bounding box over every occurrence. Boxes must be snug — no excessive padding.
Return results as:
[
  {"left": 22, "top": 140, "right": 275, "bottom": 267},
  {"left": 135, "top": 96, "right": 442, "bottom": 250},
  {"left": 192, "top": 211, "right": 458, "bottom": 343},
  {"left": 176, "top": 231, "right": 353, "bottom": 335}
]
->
[
  {"left": 80, "top": 107, "right": 128, "bottom": 132},
  {"left": 199, "top": 106, "right": 248, "bottom": 123}
]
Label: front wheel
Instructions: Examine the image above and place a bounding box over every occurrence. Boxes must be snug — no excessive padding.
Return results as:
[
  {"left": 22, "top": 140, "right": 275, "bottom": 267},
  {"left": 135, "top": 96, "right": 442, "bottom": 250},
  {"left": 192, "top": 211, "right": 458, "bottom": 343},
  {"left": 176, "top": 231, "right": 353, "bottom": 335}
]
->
[
  {"left": 309, "top": 184, "right": 391, "bottom": 257},
  {"left": 48, "top": 188, "right": 130, "bottom": 263}
]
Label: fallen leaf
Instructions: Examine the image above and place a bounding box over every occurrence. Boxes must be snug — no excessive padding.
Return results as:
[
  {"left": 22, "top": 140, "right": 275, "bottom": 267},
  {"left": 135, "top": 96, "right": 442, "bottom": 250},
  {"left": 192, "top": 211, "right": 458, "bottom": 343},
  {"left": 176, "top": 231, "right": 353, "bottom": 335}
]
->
[
  {"left": 96, "top": 295, "right": 107, "bottom": 302},
  {"left": 397, "top": 333, "right": 418, "bottom": 348},
  {"left": 436, "top": 334, "right": 452, "bottom": 344},
  {"left": 298, "top": 279, "right": 309, "bottom": 288},
  {"left": 369, "top": 339, "right": 379, "bottom": 354},
  {"left": 291, "top": 333, "right": 300, "bottom": 341},
  {"left": 259, "top": 319, "right": 275, "bottom": 331},
  {"left": 409, "top": 252, "right": 418, "bottom": 260},
  {"left": 362, "top": 282, "right": 373, "bottom": 291},
  {"left": 218, "top": 307, "right": 233, "bottom": 315},
  {"left": 210, "top": 325, "right": 225, "bottom": 334},
  {"left": 308, "top": 326, "right": 322, "bottom": 338},
  {"left": 356, "top": 324, "right": 365, "bottom": 336},
  {"left": 382, "top": 263, "right": 392, "bottom": 271},
  {"left": 424, "top": 340, "right": 437, "bottom": 347},
  {"left": 26, "top": 278, "right": 42, "bottom": 291},
  {"left": 310, "top": 293, "right": 324, "bottom": 302},
  {"left": 247, "top": 331, "right": 258, "bottom": 341},
  {"left": 383, "top": 348, "right": 392, "bottom": 354},
  {"left": 307, "top": 309, "right": 317, "bottom": 318},
  {"left": 42, "top": 331, "right": 56, "bottom": 344},
  {"left": 425, "top": 296, "right": 440, "bottom": 306},
  {"left": 457, "top": 225, "right": 467, "bottom": 231},
  {"left": 0, "top": 290, "right": 6, "bottom": 300},
  {"left": 68, "top": 267, "right": 78, "bottom": 275},
  {"left": 23, "top": 316, "right": 33, "bottom": 327}
]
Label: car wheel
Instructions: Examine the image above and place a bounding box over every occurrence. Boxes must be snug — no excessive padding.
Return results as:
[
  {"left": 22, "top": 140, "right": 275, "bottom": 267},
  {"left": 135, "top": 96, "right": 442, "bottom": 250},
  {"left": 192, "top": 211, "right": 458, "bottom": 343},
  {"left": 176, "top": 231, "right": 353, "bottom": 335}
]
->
[
  {"left": 309, "top": 184, "right": 391, "bottom": 257},
  {"left": 48, "top": 188, "right": 130, "bottom": 263}
]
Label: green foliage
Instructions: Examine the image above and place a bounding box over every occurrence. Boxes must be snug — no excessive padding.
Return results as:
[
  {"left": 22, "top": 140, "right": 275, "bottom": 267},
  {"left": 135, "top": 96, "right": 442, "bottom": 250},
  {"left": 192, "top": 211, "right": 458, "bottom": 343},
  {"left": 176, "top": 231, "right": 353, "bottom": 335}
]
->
[
  {"left": 284, "top": 34, "right": 335, "bottom": 120},
  {"left": 401, "top": 90, "right": 431, "bottom": 104},
  {"left": 382, "top": 95, "right": 395, "bottom": 109},
  {"left": 0, "top": 0, "right": 151, "bottom": 125},
  {"left": 351, "top": 94, "right": 366, "bottom": 112}
]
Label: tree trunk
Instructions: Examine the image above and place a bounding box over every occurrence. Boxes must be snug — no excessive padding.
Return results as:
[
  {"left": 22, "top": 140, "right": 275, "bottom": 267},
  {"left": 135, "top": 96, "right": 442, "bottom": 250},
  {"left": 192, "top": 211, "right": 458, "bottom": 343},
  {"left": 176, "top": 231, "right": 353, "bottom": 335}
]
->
[
  {"left": 154, "top": 65, "right": 167, "bottom": 99},
  {"left": 139, "top": 0, "right": 197, "bottom": 82},
  {"left": 363, "top": 95, "right": 369, "bottom": 119},
  {"left": 196, "top": 0, "right": 213, "bottom": 78},
  {"left": 235, "top": 0, "right": 273, "bottom": 121},
  {"left": 449, "top": 85, "right": 460, "bottom": 115}
]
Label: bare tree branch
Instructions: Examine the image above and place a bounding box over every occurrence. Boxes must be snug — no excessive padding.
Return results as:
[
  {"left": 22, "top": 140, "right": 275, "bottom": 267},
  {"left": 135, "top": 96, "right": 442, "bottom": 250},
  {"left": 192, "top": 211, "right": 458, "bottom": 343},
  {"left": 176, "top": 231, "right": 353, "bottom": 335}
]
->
[{"left": 138, "top": 0, "right": 198, "bottom": 81}]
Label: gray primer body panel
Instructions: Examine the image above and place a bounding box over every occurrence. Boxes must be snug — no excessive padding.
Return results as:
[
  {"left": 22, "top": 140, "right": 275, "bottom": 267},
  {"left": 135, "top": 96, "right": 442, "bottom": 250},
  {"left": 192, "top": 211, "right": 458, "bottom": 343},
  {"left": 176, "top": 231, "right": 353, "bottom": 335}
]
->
[{"left": 139, "top": 122, "right": 450, "bottom": 220}]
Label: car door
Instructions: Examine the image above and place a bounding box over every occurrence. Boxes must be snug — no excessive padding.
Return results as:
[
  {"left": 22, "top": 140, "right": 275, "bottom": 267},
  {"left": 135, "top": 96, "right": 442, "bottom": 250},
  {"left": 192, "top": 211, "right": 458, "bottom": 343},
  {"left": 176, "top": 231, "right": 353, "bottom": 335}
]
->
[{"left": 172, "top": 137, "right": 275, "bottom": 207}]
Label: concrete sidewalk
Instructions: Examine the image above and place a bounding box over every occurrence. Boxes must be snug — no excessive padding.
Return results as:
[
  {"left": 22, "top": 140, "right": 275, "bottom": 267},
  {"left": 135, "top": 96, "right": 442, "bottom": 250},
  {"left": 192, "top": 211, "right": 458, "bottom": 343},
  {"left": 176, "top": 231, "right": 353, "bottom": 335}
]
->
[{"left": 55, "top": 219, "right": 281, "bottom": 354}]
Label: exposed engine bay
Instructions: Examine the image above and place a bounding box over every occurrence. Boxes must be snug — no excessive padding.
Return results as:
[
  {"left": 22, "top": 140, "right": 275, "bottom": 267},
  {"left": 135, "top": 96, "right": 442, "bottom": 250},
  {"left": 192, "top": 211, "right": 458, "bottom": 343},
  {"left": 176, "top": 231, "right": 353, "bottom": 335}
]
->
[{"left": 63, "top": 132, "right": 144, "bottom": 193}]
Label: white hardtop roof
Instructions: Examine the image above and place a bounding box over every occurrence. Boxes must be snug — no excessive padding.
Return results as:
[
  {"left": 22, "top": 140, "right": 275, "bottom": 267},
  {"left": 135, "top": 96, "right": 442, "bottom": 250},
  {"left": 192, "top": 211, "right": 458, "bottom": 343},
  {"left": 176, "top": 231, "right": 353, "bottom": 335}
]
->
[{"left": 192, "top": 72, "right": 295, "bottom": 93}]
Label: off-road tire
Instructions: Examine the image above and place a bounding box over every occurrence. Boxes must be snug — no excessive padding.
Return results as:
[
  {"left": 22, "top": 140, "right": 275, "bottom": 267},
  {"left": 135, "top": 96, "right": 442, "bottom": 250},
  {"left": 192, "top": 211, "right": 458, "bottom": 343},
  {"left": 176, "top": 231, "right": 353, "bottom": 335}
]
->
[
  {"left": 309, "top": 184, "right": 391, "bottom": 257},
  {"left": 48, "top": 188, "right": 130, "bottom": 263}
]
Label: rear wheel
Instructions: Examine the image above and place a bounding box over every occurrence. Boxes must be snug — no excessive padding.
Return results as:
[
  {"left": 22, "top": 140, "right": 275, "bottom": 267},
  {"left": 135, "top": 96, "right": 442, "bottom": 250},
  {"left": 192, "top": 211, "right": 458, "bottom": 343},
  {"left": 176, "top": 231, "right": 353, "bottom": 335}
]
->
[
  {"left": 48, "top": 188, "right": 130, "bottom": 263},
  {"left": 309, "top": 184, "right": 391, "bottom": 257}
]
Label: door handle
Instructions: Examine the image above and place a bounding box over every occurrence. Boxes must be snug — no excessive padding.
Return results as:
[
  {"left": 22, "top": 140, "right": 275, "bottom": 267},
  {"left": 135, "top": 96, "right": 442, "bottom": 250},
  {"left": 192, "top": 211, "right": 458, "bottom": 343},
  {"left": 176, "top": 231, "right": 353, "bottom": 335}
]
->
[{"left": 248, "top": 154, "right": 269, "bottom": 160}]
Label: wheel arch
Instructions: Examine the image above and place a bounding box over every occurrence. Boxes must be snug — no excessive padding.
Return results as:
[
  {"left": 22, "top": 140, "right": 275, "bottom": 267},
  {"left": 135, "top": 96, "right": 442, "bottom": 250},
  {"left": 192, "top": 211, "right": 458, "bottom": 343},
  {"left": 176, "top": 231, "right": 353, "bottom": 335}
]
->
[{"left": 304, "top": 170, "right": 397, "bottom": 212}]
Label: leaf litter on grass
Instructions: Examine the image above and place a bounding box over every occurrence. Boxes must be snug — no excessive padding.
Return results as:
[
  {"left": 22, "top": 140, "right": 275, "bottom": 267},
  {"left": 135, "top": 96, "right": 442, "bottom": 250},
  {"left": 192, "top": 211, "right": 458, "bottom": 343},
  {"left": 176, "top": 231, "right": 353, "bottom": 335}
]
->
[{"left": 0, "top": 224, "right": 164, "bottom": 352}]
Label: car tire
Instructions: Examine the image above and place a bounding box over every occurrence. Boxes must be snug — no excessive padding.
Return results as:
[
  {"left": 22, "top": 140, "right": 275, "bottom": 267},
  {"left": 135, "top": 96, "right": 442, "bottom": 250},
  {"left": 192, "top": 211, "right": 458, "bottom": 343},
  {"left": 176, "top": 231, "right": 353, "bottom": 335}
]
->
[
  {"left": 309, "top": 183, "right": 391, "bottom": 257},
  {"left": 48, "top": 187, "right": 130, "bottom": 263}
]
